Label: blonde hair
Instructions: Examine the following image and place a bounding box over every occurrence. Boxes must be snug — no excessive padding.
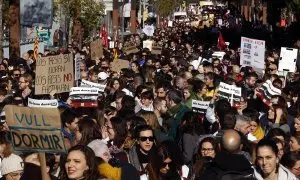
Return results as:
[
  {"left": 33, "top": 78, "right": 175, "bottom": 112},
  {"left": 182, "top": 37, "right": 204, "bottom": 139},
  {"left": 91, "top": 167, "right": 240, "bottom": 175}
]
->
[{"left": 139, "top": 111, "right": 159, "bottom": 129}]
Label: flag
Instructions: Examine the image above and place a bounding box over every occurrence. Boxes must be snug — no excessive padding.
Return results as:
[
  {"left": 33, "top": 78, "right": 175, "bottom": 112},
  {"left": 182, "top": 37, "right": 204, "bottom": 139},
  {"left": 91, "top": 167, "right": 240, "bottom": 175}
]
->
[
  {"left": 33, "top": 37, "right": 38, "bottom": 60},
  {"left": 101, "top": 24, "right": 108, "bottom": 48},
  {"left": 217, "top": 32, "right": 227, "bottom": 50},
  {"left": 113, "top": 48, "right": 118, "bottom": 59}
]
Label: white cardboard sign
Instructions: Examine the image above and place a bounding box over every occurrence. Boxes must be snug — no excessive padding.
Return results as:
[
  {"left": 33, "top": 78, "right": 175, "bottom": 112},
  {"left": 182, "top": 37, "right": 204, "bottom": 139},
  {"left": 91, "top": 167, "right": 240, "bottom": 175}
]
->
[
  {"left": 28, "top": 98, "right": 58, "bottom": 108},
  {"left": 80, "top": 80, "right": 106, "bottom": 92},
  {"left": 279, "top": 47, "right": 298, "bottom": 72},
  {"left": 240, "top": 37, "right": 265, "bottom": 69}
]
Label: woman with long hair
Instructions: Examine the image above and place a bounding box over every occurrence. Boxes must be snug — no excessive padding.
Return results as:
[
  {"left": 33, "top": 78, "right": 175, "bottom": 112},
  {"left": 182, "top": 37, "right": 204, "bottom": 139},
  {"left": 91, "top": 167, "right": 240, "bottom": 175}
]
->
[
  {"left": 106, "top": 116, "right": 129, "bottom": 162},
  {"left": 75, "top": 117, "right": 102, "bottom": 146},
  {"left": 146, "top": 140, "right": 185, "bottom": 180},
  {"left": 267, "top": 104, "right": 290, "bottom": 134},
  {"left": 139, "top": 111, "right": 169, "bottom": 144},
  {"left": 59, "top": 145, "right": 99, "bottom": 180},
  {"left": 107, "top": 78, "right": 125, "bottom": 95},
  {"left": 178, "top": 111, "right": 206, "bottom": 165},
  {"left": 197, "top": 137, "right": 218, "bottom": 159},
  {"left": 254, "top": 139, "right": 296, "bottom": 180}
]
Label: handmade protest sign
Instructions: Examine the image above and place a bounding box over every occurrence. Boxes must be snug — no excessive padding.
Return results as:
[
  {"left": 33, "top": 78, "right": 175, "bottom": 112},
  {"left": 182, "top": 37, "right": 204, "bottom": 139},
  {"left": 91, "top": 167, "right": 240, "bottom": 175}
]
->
[
  {"left": 110, "top": 59, "right": 130, "bottom": 73},
  {"left": 143, "top": 40, "right": 153, "bottom": 51},
  {"left": 80, "top": 79, "right": 106, "bottom": 93},
  {"left": 192, "top": 100, "right": 210, "bottom": 114},
  {"left": 279, "top": 47, "right": 298, "bottom": 72},
  {"left": 218, "top": 82, "right": 242, "bottom": 105},
  {"left": 240, "top": 37, "right": 265, "bottom": 69},
  {"left": 35, "top": 54, "right": 74, "bottom": 95},
  {"left": 28, "top": 98, "right": 58, "bottom": 108},
  {"left": 69, "top": 87, "right": 99, "bottom": 107},
  {"left": 4, "top": 105, "right": 65, "bottom": 153},
  {"left": 257, "top": 80, "right": 281, "bottom": 106},
  {"left": 151, "top": 43, "right": 163, "bottom": 55},
  {"left": 122, "top": 43, "right": 139, "bottom": 54},
  {"left": 90, "top": 39, "right": 103, "bottom": 60}
]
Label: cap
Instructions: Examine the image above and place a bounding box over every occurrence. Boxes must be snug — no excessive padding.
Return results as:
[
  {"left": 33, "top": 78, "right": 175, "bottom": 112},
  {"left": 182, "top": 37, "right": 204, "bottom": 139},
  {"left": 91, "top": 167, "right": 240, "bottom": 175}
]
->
[
  {"left": 98, "top": 72, "right": 109, "bottom": 80},
  {"left": 1, "top": 154, "right": 24, "bottom": 175},
  {"left": 87, "top": 139, "right": 110, "bottom": 158}
]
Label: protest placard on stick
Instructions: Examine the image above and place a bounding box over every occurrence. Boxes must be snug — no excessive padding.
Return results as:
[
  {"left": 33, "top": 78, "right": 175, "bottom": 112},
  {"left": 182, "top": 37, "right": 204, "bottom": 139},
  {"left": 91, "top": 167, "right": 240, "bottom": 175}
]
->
[
  {"left": 35, "top": 54, "right": 74, "bottom": 95},
  {"left": 90, "top": 39, "right": 103, "bottom": 60},
  {"left": 192, "top": 100, "right": 210, "bottom": 114},
  {"left": 218, "top": 82, "right": 242, "bottom": 105},
  {"left": 4, "top": 105, "right": 66, "bottom": 153}
]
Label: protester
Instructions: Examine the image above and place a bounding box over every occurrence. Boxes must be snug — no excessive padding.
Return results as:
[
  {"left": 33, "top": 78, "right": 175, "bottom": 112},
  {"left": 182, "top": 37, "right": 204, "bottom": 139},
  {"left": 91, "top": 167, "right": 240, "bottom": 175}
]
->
[
  {"left": 255, "top": 139, "right": 297, "bottom": 180},
  {"left": 1, "top": 154, "right": 24, "bottom": 180},
  {"left": 59, "top": 145, "right": 99, "bottom": 180},
  {"left": 3, "top": 5, "right": 300, "bottom": 180}
]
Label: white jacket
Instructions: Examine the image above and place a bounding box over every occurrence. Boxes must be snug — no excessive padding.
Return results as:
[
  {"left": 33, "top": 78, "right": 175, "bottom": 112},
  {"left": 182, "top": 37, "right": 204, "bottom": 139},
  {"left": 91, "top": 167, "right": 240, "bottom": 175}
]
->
[{"left": 254, "top": 164, "right": 297, "bottom": 180}]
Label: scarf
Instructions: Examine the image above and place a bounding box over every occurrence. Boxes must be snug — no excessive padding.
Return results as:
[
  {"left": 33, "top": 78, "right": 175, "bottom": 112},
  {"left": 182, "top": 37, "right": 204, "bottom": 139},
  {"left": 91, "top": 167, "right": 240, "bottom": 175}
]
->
[{"left": 253, "top": 126, "right": 265, "bottom": 140}]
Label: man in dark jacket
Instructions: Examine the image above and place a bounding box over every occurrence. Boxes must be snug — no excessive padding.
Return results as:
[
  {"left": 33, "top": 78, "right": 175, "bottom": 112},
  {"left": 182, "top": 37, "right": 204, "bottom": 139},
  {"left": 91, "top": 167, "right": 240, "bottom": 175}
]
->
[{"left": 198, "top": 130, "right": 255, "bottom": 180}]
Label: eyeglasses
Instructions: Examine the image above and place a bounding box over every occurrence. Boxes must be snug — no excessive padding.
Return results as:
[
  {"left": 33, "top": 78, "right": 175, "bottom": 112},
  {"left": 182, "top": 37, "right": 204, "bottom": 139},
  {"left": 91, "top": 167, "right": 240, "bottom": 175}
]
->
[
  {"left": 162, "top": 162, "right": 171, "bottom": 167},
  {"left": 7, "top": 171, "right": 23, "bottom": 178},
  {"left": 201, "top": 148, "right": 214, "bottom": 152},
  {"left": 13, "top": 74, "right": 20, "bottom": 76},
  {"left": 139, "top": 136, "right": 154, "bottom": 142}
]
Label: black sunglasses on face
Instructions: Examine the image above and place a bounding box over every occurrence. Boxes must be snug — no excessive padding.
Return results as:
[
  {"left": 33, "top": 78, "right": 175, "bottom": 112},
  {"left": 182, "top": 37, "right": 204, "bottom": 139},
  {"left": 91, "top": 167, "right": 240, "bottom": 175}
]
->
[
  {"left": 162, "top": 162, "right": 171, "bottom": 167},
  {"left": 139, "top": 136, "right": 154, "bottom": 142}
]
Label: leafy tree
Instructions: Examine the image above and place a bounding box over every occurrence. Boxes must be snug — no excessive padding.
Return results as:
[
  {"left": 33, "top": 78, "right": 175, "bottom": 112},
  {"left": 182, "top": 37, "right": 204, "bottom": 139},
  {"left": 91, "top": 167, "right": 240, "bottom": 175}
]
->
[
  {"left": 56, "top": 0, "right": 105, "bottom": 45},
  {"left": 151, "top": 0, "right": 182, "bottom": 17},
  {"left": 286, "top": 0, "right": 300, "bottom": 17}
]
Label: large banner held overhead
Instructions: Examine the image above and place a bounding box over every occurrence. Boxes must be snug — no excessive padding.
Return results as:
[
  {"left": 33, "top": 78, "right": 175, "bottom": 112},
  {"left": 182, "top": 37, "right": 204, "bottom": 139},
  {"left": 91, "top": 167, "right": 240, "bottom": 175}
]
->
[
  {"left": 35, "top": 54, "right": 74, "bottom": 95},
  {"left": 240, "top": 37, "right": 265, "bottom": 69},
  {"left": 4, "top": 105, "right": 66, "bottom": 153},
  {"left": 20, "top": 0, "right": 53, "bottom": 28}
]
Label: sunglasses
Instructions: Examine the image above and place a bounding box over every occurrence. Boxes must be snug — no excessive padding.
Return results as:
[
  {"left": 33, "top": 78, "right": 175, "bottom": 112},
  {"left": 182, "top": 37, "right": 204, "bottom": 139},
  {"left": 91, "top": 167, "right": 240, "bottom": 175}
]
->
[
  {"left": 139, "top": 136, "right": 154, "bottom": 142},
  {"left": 162, "top": 162, "right": 171, "bottom": 167}
]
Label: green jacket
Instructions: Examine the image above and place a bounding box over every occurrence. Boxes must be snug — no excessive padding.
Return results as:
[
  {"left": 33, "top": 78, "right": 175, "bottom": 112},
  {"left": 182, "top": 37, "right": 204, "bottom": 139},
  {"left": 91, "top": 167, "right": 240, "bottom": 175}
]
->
[
  {"left": 164, "top": 103, "right": 189, "bottom": 141},
  {"left": 185, "top": 92, "right": 204, "bottom": 110}
]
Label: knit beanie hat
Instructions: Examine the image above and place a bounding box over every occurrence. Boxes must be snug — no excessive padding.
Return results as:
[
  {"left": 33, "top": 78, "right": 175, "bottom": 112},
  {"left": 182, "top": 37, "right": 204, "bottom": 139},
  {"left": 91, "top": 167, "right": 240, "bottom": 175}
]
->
[
  {"left": 87, "top": 139, "right": 110, "bottom": 158},
  {"left": 1, "top": 153, "right": 23, "bottom": 175}
]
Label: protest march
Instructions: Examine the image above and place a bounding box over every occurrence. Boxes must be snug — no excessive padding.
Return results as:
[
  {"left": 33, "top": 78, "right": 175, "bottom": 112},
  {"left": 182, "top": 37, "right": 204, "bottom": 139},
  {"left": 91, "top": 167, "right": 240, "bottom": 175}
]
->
[{"left": 1, "top": 0, "right": 300, "bottom": 180}]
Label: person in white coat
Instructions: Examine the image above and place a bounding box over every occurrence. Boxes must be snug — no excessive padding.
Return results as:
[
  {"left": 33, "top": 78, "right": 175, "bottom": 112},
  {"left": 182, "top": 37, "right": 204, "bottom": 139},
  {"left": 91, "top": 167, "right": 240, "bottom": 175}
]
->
[{"left": 255, "top": 139, "right": 297, "bottom": 180}]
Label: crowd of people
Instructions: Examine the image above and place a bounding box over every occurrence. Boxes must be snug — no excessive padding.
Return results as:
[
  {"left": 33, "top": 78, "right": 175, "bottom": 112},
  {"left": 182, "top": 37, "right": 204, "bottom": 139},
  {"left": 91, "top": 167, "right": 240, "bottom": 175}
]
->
[{"left": 0, "top": 19, "right": 300, "bottom": 180}]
